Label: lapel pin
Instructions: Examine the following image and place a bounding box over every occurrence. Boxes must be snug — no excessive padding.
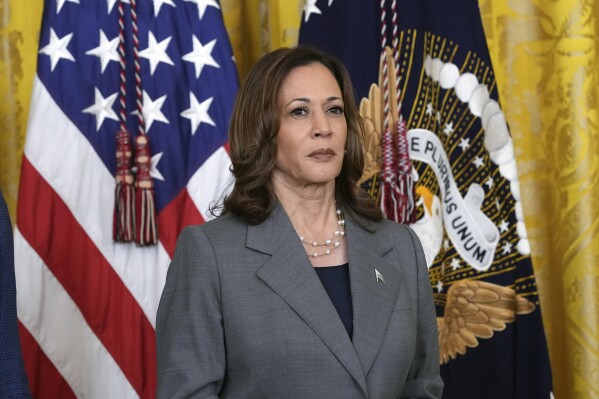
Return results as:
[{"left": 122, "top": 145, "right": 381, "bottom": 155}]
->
[{"left": 375, "top": 269, "right": 385, "bottom": 283}]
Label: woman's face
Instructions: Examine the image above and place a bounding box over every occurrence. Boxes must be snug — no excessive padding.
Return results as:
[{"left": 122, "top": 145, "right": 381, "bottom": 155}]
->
[{"left": 273, "top": 63, "right": 347, "bottom": 191}]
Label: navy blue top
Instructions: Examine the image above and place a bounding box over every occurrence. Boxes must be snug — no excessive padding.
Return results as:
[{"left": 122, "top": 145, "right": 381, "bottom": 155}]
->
[{"left": 314, "top": 263, "right": 353, "bottom": 339}]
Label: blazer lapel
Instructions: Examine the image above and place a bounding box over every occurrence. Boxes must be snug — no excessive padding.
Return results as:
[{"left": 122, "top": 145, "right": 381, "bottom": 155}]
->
[
  {"left": 346, "top": 215, "right": 401, "bottom": 376},
  {"left": 250, "top": 204, "right": 368, "bottom": 395}
]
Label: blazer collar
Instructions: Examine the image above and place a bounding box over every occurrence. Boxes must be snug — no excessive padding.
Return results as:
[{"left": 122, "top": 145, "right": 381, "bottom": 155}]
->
[
  {"left": 249, "top": 203, "right": 398, "bottom": 394},
  {"left": 345, "top": 214, "right": 400, "bottom": 376}
]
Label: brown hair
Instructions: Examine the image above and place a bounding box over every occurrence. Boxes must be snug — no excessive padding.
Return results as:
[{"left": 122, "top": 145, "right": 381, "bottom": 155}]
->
[{"left": 222, "top": 46, "right": 383, "bottom": 224}]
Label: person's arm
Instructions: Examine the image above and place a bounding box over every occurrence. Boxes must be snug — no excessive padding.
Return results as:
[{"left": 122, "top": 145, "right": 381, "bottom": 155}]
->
[
  {"left": 401, "top": 226, "right": 444, "bottom": 399},
  {"left": 156, "top": 226, "right": 225, "bottom": 399},
  {"left": 0, "top": 191, "right": 32, "bottom": 399}
]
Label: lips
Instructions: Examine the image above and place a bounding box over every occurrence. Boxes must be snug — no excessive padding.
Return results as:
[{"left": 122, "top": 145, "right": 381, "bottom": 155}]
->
[{"left": 308, "top": 148, "right": 336, "bottom": 157}]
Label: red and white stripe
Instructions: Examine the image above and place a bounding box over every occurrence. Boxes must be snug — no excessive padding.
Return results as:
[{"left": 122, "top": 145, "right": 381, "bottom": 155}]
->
[{"left": 16, "top": 76, "right": 232, "bottom": 397}]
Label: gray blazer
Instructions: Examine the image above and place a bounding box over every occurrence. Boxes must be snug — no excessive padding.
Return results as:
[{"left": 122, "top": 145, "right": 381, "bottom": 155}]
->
[{"left": 156, "top": 203, "right": 443, "bottom": 398}]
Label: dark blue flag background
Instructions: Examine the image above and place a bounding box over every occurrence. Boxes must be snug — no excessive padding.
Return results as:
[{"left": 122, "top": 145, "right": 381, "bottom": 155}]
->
[{"left": 300, "top": 1, "right": 553, "bottom": 398}]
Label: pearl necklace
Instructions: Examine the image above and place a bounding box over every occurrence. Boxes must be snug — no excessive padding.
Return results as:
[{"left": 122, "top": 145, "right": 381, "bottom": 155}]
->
[{"left": 298, "top": 208, "right": 346, "bottom": 258}]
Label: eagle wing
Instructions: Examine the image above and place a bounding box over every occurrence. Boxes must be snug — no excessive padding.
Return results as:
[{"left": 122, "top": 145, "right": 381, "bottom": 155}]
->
[
  {"left": 437, "top": 279, "right": 535, "bottom": 364},
  {"left": 359, "top": 83, "right": 382, "bottom": 184},
  {"left": 358, "top": 47, "right": 400, "bottom": 184}
]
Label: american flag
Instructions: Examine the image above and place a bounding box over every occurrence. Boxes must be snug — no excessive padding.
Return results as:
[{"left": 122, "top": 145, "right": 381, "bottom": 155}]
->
[{"left": 15, "top": 0, "right": 237, "bottom": 397}]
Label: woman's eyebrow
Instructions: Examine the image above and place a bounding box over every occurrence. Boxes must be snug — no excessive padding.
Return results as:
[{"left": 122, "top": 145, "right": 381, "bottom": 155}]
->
[
  {"left": 286, "top": 96, "right": 342, "bottom": 107},
  {"left": 286, "top": 97, "right": 311, "bottom": 106}
]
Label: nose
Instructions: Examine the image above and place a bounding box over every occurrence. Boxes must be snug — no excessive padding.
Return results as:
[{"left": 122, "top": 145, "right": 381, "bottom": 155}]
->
[{"left": 312, "top": 110, "right": 333, "bottom": 138}]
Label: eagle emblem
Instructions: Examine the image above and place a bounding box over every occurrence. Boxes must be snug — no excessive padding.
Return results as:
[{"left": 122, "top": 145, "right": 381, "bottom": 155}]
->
[
  {"left": 358, "top": 47, "right": 399, "bottom": 185},
  {"left": 437, "top": 280, "right": 535, "bottom": 364},
  {"left": 357, "top": 45, "right": 536, "bottom": 365}
]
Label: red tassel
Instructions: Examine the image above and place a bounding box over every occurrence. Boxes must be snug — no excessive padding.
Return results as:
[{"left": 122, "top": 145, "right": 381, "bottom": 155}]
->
[
  {"left": 114, "top": 129, "right": 135, "bottom": 242},
  {"left": 380, "top": 116, "right": 415, "bottom": 224},
  {"left": 134, "top": 135, "right": 158, "bottom": 246},
  {"left": 394, "top": 117, "right": 415, "bottom": 224},
  {"left": 381, "top": 127, "right": 401, "bottom": 222}
]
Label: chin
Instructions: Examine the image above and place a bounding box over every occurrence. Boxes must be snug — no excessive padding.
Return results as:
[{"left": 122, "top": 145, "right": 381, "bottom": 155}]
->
[
  {"left": 294, "top": 165, "right": 343, "bottom": 186},
  {"left": 308, "top": 172, "right": 340, "bottom": 185}
]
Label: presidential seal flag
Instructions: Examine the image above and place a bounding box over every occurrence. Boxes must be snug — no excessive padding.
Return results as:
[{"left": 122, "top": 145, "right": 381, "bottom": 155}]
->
[
  {"left": 16, "top": 0, "right": 237, "bottom": 397},
  {"left": 300, "top": 1, "right": 553, "bottom": 398}
]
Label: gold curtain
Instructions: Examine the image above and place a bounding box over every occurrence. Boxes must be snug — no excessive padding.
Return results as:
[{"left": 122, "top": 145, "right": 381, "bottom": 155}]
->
[
  {"left": 479, "top": 1, "right": 599, "bottom": 398},
  {"left": 0, "top": 0, "right": 43, "bottom": 221},
  {"left": 222, "top": 0, "right": 302, "bottom": 79},
  {"left": 2, "top": 1, "right": 597, "bottom": 397}
]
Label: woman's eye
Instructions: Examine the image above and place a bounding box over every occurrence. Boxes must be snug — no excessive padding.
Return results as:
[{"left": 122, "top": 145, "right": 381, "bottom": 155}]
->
[
  {"left": 290, "top": 107, "right": 308, "bottom": 116},
  {"left": 328, "top": 105, "right": 344, "bottom": 115}
]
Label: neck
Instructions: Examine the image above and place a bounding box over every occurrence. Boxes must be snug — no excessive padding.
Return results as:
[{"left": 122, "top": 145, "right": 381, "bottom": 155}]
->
[
  {"left": 272, "top": 178, "right": 348, "bottom": 266},
  {"left": 272, "top": 177, "right": 337, "bottom": 231}
]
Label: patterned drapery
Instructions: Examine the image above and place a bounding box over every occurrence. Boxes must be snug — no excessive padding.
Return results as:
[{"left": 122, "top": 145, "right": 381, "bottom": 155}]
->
[
  {"left": 479, "top": 1, "right": 599, "bottom": 397},
  {"left": 0, "top": 1, "right": 43, "bottom": 220}
]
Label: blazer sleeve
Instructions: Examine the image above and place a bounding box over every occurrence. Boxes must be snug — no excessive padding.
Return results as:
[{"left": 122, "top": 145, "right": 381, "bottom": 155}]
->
[
  {"left": 0, "top": 191, "right": 32, "bottom": 398},
  {"left": 401, "top": 226, "right": 444, "bottom": 399},
  {"left": 156, "top": 226, "right": 224, "bottom": 399}
]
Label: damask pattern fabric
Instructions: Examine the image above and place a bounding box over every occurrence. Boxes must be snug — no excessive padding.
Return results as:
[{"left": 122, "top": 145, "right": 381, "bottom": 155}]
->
[{"left": 480, "top": 1, "right": 599, "bottom": 398}]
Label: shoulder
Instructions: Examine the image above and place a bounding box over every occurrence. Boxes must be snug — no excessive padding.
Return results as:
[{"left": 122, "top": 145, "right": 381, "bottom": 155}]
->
[
  {"left": 374, "top": 218, "right": 415, "bottom": 238},
  {"left": 178, "top": 212, "right": 247, "bottom": 243},
  {"left": 175, "top": 214, "right": 247, "bottom": 260},
  {"left": 378, "top": 220, "right": 423, "bottom": 258},
  {"left": 169, "top": 213, "right": 249, "bottom": 280},
  {"left": 352, "top": 212, "right": 421, "bottom": 249}
]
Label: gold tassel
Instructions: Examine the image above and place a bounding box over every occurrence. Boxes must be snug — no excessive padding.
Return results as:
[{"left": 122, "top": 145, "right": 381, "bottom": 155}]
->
[
  {"left": 134, "top": 135, "right": 158, "bottom": 246},
  {"left": 113, "top": 129, "right": 135, "bottom": 242}
]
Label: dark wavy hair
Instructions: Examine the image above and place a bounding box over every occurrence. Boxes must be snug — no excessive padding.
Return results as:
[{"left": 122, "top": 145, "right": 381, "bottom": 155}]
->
[{"left": 221, "top": 46, "right": 382, "bottom": 224}]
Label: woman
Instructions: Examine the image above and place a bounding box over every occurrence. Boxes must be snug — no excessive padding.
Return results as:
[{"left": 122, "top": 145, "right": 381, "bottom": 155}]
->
[{"left": 156, "top": 46, "right": 443, "bottom": 398}]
